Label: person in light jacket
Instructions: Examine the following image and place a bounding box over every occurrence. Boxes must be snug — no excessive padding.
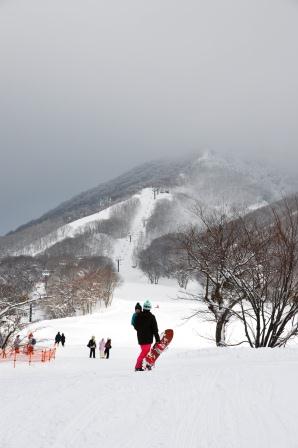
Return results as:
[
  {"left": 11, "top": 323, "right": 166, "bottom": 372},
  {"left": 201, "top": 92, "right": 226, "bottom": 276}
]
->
[{"left": 99, "top": 338, "right": 106, "bottom": 359}]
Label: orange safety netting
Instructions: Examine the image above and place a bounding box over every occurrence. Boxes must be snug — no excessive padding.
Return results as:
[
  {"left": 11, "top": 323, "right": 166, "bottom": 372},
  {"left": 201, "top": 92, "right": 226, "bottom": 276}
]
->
[{"left": 0, "top": 346, "right": 56, "bottom": 368}]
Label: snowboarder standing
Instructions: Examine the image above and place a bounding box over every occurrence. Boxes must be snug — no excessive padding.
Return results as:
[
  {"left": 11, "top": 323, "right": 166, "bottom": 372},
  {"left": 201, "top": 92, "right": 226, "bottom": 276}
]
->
[
  {"left": 55, "top": 332, "right": 62, "bottom": 346},
  {"left": 99, "top": 338, "right": 106, "bottom": 358},
  {"left": 133, "top": 300, "right": 160, "bottom": 371},
  {"left": 61, "top": 333, "right": 66, "bottom": 347},
  {"left": 104, "top": 338, "right": 112, "bottom": 359},
  {"left": 87, "top": 336, "right": 96, "bottom": 358}
]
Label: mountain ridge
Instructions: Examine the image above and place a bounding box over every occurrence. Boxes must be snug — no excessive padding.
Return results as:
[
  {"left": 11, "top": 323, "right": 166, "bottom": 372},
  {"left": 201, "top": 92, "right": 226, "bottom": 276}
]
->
[{"left": 0, "top": 151, "right": 297, "bottom": 257}]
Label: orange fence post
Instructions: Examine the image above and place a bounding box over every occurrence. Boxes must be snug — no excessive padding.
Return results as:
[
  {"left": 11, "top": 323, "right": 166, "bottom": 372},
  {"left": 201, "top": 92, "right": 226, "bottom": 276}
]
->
[
  {"left": 49, "top": 348, "right": 55, "bottom": 361},
  {"left": 0, "top": 345, "right": 57, "bottom": 367}
]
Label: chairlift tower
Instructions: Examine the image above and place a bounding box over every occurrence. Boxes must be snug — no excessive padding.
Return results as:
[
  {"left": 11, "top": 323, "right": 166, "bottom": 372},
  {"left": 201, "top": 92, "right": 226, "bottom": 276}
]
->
[
  {"left": 115, "top": 258, "right": 123, "bottom": 273},
  {"left": 152, "top": 187, "right": 159, "bottom": 200},
  {"left": 42, "top": 270, "right": 50, "bottom": 289}
]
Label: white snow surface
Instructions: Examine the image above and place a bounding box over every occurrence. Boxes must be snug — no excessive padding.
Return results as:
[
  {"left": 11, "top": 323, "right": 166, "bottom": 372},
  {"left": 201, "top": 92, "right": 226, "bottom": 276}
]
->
[
  {"left": 113, "top": 188, "right": 172, "bottom": 280},
  {"left": 2, "top": 274, "right": 298, "bottom": 447},
  {"left": 2, "top": 187, "right": 298, "bottom": 447}
]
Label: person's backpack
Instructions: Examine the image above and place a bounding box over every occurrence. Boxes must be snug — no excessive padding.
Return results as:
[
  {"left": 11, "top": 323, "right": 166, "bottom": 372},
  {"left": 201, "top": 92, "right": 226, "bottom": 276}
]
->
[{"left": 31, "top": 338, "right": 36, "bottom": 345}]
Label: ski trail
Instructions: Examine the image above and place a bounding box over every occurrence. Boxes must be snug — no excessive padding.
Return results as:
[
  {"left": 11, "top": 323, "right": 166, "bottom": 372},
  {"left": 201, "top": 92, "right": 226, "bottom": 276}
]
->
[
  {"left": 113, "top": 188, "right": 164, "bottom": 281},
  {"left": 50, "top": 385, "right": 104, "bottom": 448}
]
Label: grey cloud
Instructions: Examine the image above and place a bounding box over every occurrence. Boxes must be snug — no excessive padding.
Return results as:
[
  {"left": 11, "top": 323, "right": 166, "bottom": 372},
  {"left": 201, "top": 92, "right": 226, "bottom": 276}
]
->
[{"left": 0, "top": 0, "right": 297, "bottom": 234}]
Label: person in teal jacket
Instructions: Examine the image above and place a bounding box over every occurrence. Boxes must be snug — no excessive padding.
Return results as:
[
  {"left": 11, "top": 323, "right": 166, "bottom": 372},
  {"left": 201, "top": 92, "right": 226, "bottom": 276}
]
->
[{"left": 131, "top": 302, "right": 142, "bottom": 326}]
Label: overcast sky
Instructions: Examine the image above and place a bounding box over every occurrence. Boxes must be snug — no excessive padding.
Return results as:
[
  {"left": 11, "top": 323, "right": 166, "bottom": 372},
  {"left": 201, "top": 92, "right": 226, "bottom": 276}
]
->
[{"left": 0, "top": 0, "right": 298, "bottom": 235}]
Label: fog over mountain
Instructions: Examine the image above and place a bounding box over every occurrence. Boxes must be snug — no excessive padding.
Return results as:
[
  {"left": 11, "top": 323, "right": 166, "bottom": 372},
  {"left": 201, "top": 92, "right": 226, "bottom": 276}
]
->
[
  {"left": 0, "top": 0, "right": 298, "bottom": 235},
  {"left": 0, "top": 149, "right": 297, "bottom": 258}
]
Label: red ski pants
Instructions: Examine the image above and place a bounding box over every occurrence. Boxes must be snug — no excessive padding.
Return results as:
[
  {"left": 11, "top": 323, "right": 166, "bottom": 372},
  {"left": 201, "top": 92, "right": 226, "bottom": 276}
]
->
[{"left": 135, "top": 344, "right": 151, "bottom": 369}]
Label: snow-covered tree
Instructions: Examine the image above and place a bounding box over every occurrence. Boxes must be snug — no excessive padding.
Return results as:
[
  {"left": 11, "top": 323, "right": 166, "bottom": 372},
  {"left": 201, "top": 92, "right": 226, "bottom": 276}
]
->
[{"left": 0, "top": 256, "right": 45, "bottom": 348}]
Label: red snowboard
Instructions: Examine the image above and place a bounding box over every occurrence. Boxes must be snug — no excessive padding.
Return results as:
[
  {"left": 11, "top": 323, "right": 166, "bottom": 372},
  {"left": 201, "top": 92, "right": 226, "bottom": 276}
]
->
[{"left": 143, "top": 329, "right": 174, "bottom": 370}]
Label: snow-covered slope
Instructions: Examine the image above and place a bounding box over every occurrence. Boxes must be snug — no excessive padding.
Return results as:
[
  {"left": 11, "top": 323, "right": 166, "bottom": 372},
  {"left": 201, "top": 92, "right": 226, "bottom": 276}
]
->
[
  {"left": 2, "top": 151, "right": 297, "bottom": 258},
  {"left": 112, "top": 188, "right": 172, "bottom": 280},
  {"left": 15, "top": 188, "right": 172, "bottom": 260},
  {"left": 2, "top": 346, "right": 298, "bottom": 448},
  {"left": 14, "top": 198, "right": 118, "bottom": 256},
  {"left": 2, "top": 182, "right": 298, "bottom": 446},
  {"left": 1, "top": 276, "right": 298, "bottom": 448}
]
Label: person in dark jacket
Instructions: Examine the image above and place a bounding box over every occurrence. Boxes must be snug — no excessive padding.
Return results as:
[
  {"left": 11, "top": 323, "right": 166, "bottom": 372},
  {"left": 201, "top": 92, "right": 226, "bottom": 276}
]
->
[
  {"left": 131, "top": 302, "right": 142, "bottom": 326},
  {"left": 61, "top": 333, "right": 66, "bottom": 347},
  {"left": 133, "top": 300, "right": 160, "bottom": 371},
  {"left": 55, "top": 332, "right": 62, "bottom": 346},
  {"left": 87, "top": 336, "right": 96, "bottom": 358},
  {"left": 104, "top": 338, "right": 112, "bottom": 359}
]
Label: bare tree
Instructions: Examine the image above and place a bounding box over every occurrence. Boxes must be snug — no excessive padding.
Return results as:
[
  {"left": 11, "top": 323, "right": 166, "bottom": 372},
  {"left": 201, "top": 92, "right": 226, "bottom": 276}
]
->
[
  {"left": 43, "top": 256, "right": 120, "bottom": 318},
  {"left": 180, "top": 210, "right": 242, "bottom": 347},
  {"left": 137, "top": 234, "right": 185, "bottom": 285},
  {"left": 99, "top": 268, "right": 121, "bottom": 307},
  {"left": 181, "top": 198, "right": 298, "bottom": 348},
  {"left": 138, "top": 246, "right": 162, "bottom": 284},
  {"left": 221, "top": 200, "right": 298, "bottom": 347}
]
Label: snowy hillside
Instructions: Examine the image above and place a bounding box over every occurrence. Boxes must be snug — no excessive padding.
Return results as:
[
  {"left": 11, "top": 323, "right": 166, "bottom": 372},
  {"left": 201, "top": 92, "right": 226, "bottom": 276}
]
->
[
  {"left": 2, "top": 273, "right": 298, "bottom": 448},
  {"left": 2, "top": 182, "right": 298, "bottom": 447},
  {"left": 14, "top": 188, "right": 173, "bottom": 259},
  {"left": 2, "top": 155, "right": 298, "bottom": 448},
  {"left": 14, "top": 195, "right": 125, "bottom": 257},
  {"left": 1, "top": 151, "right": 297, "bottom": 257}
]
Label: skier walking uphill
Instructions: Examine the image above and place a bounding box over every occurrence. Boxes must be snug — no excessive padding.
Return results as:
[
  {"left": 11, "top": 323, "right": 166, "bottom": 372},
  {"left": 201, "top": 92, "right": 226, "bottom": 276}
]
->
[{"left": 133, "top": 300, "right": 160, "bottom": 371}]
